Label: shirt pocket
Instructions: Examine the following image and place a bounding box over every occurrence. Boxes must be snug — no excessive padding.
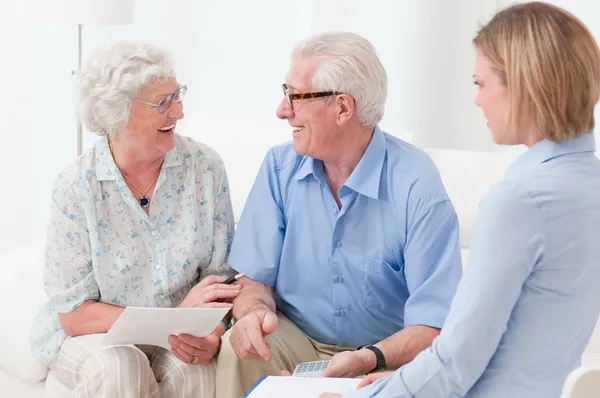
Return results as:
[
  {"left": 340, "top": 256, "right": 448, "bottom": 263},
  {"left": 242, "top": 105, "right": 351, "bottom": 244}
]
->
[{"left": 363, "top": 257, "right": 407, "bottom": 313}]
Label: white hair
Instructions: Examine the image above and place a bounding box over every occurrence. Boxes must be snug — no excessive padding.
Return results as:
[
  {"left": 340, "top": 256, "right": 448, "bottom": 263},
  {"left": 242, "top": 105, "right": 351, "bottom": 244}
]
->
[
  {"left": 75, "top": 42, "right": 175, "bottom": 136},
  {"left": 292, "top": 32, "right": 388, "bottom": 127}
]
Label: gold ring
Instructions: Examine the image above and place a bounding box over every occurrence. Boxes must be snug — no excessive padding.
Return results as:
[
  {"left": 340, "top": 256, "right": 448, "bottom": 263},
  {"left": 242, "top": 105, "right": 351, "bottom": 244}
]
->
[{"left": 190, "top": 355, "right": 198, "bottom": 364}]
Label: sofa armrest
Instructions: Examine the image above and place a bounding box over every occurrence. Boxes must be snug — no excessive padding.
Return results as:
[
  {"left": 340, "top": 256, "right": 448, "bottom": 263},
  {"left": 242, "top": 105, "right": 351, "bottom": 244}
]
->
[{"left": 0, "top": 241, "right": 49, "bottom": 382}]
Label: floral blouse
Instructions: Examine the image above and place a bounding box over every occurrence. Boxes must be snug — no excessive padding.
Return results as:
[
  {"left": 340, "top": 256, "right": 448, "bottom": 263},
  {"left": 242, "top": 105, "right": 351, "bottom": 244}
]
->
[{"left": 30, "top": 134, "right": 235, "bottom": 365}]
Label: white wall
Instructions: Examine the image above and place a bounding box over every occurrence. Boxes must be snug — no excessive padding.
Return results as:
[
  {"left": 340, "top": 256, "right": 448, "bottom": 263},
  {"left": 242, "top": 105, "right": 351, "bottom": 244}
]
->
[{"left": 1, "top": 0, "right": 599, "bottom": 251}]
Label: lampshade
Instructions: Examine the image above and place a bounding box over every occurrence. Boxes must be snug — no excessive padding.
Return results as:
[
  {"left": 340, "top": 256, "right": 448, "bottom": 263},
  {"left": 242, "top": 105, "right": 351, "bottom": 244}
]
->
[{"left": 34, "top": 0, "right": 133, "bottom": 25}]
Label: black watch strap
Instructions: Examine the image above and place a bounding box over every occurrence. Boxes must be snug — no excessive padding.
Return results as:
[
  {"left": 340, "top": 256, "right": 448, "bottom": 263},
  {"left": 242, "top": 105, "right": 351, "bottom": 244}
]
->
[{"left": 361, "top": 345, "right": 386, "bottom": 372}]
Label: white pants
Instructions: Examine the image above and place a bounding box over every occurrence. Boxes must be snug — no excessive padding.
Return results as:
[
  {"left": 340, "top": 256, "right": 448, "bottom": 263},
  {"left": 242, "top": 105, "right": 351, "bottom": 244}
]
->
[{"left": 50, "top": 334, "right": 216, "bottom": 398}]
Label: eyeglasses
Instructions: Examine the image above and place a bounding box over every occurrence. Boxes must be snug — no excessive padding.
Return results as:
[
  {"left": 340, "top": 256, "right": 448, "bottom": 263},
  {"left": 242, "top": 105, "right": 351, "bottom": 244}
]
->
[
  {"left": 137, "top": 84, "right": 187, "bottom": 113},
  {"left": 282, "top": 83, "right": 342, "bottom": 111}
]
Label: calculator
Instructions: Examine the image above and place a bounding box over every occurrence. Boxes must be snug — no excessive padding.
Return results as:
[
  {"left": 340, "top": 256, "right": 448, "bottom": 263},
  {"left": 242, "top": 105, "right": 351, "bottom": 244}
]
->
[{"left": 291, "top": 360, "right": 331, "bottom": 377}]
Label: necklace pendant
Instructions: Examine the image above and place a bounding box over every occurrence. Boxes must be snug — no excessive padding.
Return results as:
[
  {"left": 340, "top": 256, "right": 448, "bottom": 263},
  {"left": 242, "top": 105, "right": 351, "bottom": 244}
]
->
[{"left": 139, "top": 195, "right": 150, "bottom": 208}]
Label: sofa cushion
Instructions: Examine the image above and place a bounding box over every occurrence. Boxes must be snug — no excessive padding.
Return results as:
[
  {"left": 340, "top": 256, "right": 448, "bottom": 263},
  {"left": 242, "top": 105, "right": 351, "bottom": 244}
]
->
[
  {"left": 424, "top": 148, "right": 518, "bottom": 248},
  {"left": 0, "top": 241, "right": 49, "bottom": 383}
]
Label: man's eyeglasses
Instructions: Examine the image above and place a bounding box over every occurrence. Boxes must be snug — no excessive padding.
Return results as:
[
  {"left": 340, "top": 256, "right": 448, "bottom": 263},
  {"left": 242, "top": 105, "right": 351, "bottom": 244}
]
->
[
  {"left": 138, "top": 84, "right": 187, "bottom": 113},
  {"left": 282, "top": 83, "right": 342, "bottom": 111}
]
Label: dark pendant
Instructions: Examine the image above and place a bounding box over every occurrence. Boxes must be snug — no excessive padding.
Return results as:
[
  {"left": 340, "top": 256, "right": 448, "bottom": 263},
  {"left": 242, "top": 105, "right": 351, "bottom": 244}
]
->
[{"left": 139, "top": 195, "right": 150, "bottom": 208}]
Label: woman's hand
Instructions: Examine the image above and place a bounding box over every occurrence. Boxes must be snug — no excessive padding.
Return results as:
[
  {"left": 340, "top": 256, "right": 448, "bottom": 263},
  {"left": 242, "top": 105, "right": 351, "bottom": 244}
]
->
[
  {"left": 169, "top": 319, "right": 228, "bottom": 365},
  {"left": 178, "top": 275, "right": 241, "bottom": 308},
  {"left": 356, "top": 371, "right": 394, "bottom": 388}
]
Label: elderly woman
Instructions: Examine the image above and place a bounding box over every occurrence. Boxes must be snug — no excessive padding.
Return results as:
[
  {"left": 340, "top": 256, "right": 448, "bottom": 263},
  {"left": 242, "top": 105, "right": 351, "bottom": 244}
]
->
[
  {"left": 30, "top": 42, "right": 239, "bottom": 398},
  {"left": 323, "top": 2, "right": 600, "bottom": 398}
]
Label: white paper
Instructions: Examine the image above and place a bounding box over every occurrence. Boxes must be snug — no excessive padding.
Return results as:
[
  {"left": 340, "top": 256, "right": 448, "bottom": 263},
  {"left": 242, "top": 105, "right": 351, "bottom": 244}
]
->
[
  {"left": 101, "top": 306, "right": 230, "bottom": 349},
  {"left": 246, "top": 376, "right": 362, "bottom": 398}
]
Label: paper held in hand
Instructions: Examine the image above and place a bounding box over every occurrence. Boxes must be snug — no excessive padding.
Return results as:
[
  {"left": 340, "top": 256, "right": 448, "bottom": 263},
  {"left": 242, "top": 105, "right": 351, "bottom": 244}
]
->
[
  {"left": 244, "top": 376, "right": 362, "bottom": 398},
  {"left": 101, "top": 306, "right": 231, "bottom": 349}
]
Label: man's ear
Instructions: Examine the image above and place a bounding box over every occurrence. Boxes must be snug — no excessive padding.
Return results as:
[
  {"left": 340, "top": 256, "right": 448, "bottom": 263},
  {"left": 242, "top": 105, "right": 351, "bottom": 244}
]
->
[{"left": 336, "top": 94, "right": 355, "bottom": 125}]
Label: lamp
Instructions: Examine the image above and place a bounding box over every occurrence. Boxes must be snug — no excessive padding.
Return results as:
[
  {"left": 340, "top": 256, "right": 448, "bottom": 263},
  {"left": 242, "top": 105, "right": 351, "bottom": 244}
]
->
[{"left": 36, "top": 0, "right": 134, "bottom": 155}]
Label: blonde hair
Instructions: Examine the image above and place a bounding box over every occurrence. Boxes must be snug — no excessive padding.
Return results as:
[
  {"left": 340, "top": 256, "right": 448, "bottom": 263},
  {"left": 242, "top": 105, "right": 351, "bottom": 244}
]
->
[{"left": 473, "top": 2, "right": 600, "bottom": 142}]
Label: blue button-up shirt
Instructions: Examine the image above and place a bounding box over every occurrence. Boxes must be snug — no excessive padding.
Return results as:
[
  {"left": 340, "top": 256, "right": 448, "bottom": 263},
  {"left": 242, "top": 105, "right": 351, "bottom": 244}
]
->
[
  {"left": 228, "top": 126, "right": 461, "bottom": 347},
  {"left": 346, "top": 132, "right": 600, "bottom": 398}
]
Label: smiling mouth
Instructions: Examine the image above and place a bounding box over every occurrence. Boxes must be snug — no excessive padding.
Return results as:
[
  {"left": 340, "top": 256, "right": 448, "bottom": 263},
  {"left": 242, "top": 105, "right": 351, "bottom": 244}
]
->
[
  {"left": 292, "top": 126, "right": 304, "bottom": 134},
  {"left": 158, "top": 124, "right": 175, "bottom": 133}
]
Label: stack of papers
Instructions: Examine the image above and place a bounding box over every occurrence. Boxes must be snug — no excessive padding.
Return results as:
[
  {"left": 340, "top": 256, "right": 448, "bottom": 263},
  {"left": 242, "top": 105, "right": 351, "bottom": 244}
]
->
[
  {"left": 101, "top": 306, "right": 230, "bottom": 349},
  {"left": 244, "top": 376, "right": 361, "bottom": 398}
]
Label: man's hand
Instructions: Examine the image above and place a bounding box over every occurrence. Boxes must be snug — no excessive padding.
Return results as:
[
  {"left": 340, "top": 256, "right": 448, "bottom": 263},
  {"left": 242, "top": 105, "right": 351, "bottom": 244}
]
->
[
  {"left": 357, "top": 371, "right": 394, "bottom": 388},
  {"left": 169, "top": 304, "right": 232, "bottom": 364},
  {"left": 178, "top": 275, "right": 242, "bottom": 308},
  {"left": 229, "top": 308, "right": 278, "bottom": 361},
  {"left": 322, "top": 349, "right": 375, "bottom": 378}
]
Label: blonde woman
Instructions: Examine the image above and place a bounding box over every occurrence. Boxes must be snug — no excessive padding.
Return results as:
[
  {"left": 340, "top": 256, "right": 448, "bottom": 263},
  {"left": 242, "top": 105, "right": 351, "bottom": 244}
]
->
[
  {"left": 30, "top": 42, "right": 240, "bottom": 398},
  {"left": 323, "top": 2, "right": 600, "bottom": 397}
]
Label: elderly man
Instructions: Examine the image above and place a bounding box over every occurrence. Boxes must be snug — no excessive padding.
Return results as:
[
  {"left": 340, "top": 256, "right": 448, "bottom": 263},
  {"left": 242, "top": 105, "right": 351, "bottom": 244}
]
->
[{"left": 215, "top": 32, "right": 462, "bottom": 398}]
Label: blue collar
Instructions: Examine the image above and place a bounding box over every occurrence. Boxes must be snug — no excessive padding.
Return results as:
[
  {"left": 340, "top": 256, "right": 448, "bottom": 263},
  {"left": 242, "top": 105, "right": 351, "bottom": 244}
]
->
[
  {"left": 294, "top": 125, "right": 386, "bottom": 200},
  {"left": 506, "top": 132, "right": 596, "bottom": 178}
]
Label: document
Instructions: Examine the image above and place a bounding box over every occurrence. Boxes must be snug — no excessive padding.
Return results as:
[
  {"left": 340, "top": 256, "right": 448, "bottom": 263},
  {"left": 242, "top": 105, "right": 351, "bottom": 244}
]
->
[
  {"left": 101, "top": 306, "right": 230, "bottom": 349},
  {"left": 245, "top": 376, "right": 362, "bottom": 398}
]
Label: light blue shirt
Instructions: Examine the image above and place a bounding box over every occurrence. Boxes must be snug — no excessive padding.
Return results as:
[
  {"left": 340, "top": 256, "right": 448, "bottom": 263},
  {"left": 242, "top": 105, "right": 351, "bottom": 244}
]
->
[
  {"left": 228, "top": 126, "right": 462, "bottom": 346},
  {"left": 31, "top": 134, "right": 235, "bottom": 365},
  {"left": 346, "top": 132, "right": 600, "bottom": 398}
]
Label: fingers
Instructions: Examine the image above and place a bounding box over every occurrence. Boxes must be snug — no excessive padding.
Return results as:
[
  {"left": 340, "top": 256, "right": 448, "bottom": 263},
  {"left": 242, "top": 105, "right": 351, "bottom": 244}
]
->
[
  {"left": 200, "top": 284, "right": 242, "bottom": 304},
  {"left": 230, "top": 312, "right": 273, "bottom": 360},
  {"left": 170, "top": 344, "right": 197, "bottom": 365},
  {"left": 356, "top": 372, "right": 393, "bottom": 388},
  {"left": 197, "top": 275, "right": 226, "bottom": 288},
  {"left": 280, "top": 370, "right": 292, "bottom": 376},
  {"left": 200, "top": 302, "right": 234, "bottom": 309},
  {"left": 169, "top": 335, "right": 214, "bottom": 364},
  {"left": 248, "top": 320, "right": 272, "bottom": 361},
  {"left": 261, "top": 311, "right": 278, "bottom": 335},
  {"left": 357, "top": 377, "right": 374, "bottom": 388}
]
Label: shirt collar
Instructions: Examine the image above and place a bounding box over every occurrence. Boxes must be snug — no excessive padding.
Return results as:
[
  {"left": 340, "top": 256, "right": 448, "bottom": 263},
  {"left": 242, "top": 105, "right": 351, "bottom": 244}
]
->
[
  {"left": 343, "top": 126, "right": 386, "bottom": 200},
  {"left": 95, "top": 135, "right": 184, "bottom": 181},
  {"left": 506, "top": 132, "right": 596, "bottom": 178},
  {"left": 294, "top": 125, "right": 386, "bottom": 200}
]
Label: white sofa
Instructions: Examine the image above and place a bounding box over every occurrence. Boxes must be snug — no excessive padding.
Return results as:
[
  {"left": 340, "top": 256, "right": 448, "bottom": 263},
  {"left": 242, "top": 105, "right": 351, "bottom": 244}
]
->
[{"left": 2, "top": 144, "right": 599, "bottom": 397}]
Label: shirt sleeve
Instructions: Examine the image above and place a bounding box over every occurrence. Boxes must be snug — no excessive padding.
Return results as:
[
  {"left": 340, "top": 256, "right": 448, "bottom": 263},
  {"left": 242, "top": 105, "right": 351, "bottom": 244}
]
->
[
  {"left": 403, "top": 199, "right": 462, "bottom": 328},
  {"left": 227, "top": 149, "right": 285, "bottom": 286},
  {"left": 344, "top": 181, "right": 545, "bottom": 398},
  {"left": 44, "top": 179, "right": 99, "bottom": 314},
  {"left": 201, "top": 157, "right": 236, "bottom": 279}
]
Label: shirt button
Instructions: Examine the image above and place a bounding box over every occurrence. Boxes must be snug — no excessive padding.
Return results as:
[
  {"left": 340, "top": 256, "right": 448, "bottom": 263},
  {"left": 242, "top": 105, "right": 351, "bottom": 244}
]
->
[
  {"left": 151, "top": 231, "right": 158, "bottom": 237},
  {"left": 335, "top": 241, "right": 342, "bottom": 248},
  {"left": 155, "top": 264, "right": 161, "bottom": 270},
  {"left": 332, "top": 207, "right": 338, "bottom": 213},
  {"left": 335, "top": 309, "right": 346, "bottom": 317},
  {"left": 335, "top": 275, "right": 344, "bottom": 283}
]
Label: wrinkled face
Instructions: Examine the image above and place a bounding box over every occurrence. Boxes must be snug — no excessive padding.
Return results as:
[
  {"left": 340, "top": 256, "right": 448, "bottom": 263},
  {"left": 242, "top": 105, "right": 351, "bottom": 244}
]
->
[
  {"left": 276, "top": 56, "right": 341, "bottom": 159},
  {"left": 473, "top": 52, "right": 511, "bottom": 145},
  {"left": 121, "top": 76, "right": 184, "bottom": 156}
]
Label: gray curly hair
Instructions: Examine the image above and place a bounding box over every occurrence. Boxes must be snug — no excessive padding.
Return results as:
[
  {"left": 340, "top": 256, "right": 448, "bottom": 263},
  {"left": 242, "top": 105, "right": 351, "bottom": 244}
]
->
[{"left": 75, "top": 42, "right": 175, "bottom": 137}]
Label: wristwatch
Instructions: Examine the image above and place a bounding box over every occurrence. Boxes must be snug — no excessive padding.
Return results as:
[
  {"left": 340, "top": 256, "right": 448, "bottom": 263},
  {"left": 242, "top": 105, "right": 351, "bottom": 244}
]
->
[{"left": 360, "top": 345, "right": 386, "bottom": 372}]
